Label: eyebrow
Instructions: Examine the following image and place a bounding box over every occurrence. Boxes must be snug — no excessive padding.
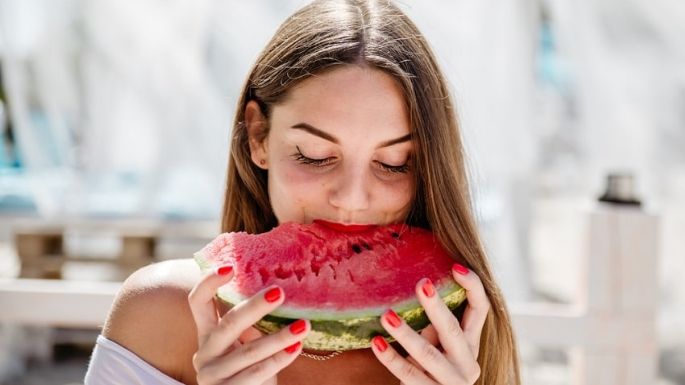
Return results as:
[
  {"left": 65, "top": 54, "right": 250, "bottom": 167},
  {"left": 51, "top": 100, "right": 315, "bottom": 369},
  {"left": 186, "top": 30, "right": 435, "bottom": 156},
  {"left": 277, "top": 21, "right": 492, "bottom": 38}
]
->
[{"left": 291, "top": 122, "right": 412, "bottom": 148}]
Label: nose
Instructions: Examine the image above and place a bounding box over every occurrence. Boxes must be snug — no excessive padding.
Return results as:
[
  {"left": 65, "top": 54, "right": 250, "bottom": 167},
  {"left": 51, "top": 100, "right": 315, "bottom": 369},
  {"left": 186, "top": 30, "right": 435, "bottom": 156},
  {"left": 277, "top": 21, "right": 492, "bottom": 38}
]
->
[{"left": 328, "top": 165, "right": 370, "bottom": 213}]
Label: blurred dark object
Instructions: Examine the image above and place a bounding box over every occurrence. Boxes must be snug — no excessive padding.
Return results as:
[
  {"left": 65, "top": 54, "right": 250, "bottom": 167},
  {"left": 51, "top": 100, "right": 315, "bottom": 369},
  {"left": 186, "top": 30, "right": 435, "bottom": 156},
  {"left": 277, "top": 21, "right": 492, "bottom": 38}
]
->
[
  {"left": 598, "top": 172, "right": 642, "bottom": 206},
  {"left": 0, "top": 63, "right": 21, "bottom": 169},
  {"left": 14, "top": 224, "right": 156, "bottom": 279}
]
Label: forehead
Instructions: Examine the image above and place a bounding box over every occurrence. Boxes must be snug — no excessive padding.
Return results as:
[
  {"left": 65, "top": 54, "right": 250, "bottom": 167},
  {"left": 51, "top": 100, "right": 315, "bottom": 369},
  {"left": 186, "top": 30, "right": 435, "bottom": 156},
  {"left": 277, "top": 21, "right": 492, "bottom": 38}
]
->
[{"left": 271, "top": 65, "right": 410, "bottom": 136}]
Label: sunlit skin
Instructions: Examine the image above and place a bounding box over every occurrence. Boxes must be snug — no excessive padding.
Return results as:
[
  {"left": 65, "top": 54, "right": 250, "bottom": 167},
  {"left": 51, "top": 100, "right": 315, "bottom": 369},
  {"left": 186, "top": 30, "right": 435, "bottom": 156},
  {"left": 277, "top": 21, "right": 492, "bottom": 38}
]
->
[{"left": 245, "top": 65, "right": 415, "bottom": 226}]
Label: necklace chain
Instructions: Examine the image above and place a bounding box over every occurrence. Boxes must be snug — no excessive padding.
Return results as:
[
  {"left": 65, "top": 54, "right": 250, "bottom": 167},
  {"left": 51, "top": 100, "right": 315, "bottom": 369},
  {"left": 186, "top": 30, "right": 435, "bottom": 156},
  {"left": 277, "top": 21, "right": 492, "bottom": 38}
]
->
[{"left": 299, "top": 350, "right": 343, "bottom": 361}]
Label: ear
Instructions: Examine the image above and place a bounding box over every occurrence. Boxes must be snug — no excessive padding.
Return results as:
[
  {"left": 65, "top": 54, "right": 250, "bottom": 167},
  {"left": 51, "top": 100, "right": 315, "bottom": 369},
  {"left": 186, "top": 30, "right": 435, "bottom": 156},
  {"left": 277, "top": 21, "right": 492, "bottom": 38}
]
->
[{"left": 245, "top": 100, "right": 269, "bottom": 170}]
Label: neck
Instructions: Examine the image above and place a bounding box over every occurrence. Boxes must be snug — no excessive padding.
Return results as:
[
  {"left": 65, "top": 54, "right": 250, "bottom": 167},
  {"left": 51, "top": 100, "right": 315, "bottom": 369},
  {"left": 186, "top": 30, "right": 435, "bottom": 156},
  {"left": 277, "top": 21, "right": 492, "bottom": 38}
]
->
[{"left": 279, "top": 348, "right": 399, "bottom": 385}]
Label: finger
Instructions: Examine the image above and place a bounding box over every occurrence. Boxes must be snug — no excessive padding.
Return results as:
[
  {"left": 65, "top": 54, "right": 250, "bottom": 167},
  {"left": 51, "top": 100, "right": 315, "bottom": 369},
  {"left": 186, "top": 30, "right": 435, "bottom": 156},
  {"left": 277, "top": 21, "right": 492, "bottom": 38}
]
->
[
  {"left": 379, "top": 309, "right": 460, "bottom": 385},
  {"left": 407, "top": 356, "right": 427, "bottom": 375},
  {"left": 452, "top": 263, "right": 491, "bottom": 357},
  {"left": 408, "top": 325, "right": 439, "bottom": 373},
  {"left": 371, "top": 336, "right": 437, "bottom": 385},
  {"left": 188, "top": 264, "right": 235, "bottom": 344},
  {"left": 226, "top": 342, "right": 303, "bottom": 385},
  {"left": 420, "top": 324, "right": 439, "bottom": 346},
  {"left": 197, "top": 319, "right": 310, "bottom": 382},
  {"left": 416, "top": 278, "right": 479, "bottom": 374},
  {"left": 196, "top": 285, "right": 285, "bottom": 364},
  {"left": 238, "top": 326, "right": 264, "bottom": 344}
]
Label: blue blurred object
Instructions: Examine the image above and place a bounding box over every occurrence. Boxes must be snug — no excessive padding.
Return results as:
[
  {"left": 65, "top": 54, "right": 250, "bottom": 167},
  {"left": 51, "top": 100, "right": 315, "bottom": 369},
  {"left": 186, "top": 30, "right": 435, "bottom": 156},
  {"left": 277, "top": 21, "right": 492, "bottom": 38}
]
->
[
  {"left": 536, "top": 19, "right": 571, "bottom": 92},
  {"left": 0, "top": 168, "right": 37, "bottom": 213},
  {"left": 0, "top": 96, "right": 34, "bottom": 212}
]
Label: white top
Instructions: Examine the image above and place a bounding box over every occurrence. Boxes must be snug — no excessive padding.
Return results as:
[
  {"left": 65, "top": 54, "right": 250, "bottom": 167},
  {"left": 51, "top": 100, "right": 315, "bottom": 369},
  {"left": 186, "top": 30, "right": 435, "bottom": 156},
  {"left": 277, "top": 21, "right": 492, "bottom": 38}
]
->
[{"left": 84, "top": 335, "right": 185, "bottom": 385}]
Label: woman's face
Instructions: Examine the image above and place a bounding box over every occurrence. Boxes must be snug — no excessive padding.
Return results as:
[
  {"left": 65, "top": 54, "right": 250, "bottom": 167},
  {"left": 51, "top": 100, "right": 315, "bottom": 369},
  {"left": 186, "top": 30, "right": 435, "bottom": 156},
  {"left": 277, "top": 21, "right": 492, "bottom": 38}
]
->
[{"left": 246, "top": 65, "right": 414, "bottom": 225}]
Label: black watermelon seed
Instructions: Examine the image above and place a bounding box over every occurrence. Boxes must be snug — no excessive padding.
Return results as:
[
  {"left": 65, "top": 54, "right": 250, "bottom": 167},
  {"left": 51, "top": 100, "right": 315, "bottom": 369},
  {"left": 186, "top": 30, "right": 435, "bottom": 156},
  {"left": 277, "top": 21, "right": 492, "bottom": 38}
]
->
[
  {"left": 352, "top": 244, "right": 362, "bottom": 253},
  {"left": 391, "top": 232, "right": 400, "bottom": 239}
]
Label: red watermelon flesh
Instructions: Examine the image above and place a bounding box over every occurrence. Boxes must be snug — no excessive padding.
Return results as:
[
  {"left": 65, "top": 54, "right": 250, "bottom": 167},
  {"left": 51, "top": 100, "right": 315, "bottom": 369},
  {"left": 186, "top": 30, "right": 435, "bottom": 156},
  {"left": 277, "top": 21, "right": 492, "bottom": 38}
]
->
[{"left": 198, "top": 220, "right": 455, "bottom": 311}]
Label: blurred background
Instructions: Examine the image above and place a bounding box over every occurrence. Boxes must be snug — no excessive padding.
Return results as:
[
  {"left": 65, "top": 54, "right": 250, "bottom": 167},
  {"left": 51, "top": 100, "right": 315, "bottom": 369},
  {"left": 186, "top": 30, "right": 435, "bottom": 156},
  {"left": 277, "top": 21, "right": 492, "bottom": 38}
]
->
[{"left": 0, "top": 0, "right": 683, "bottom": 384}]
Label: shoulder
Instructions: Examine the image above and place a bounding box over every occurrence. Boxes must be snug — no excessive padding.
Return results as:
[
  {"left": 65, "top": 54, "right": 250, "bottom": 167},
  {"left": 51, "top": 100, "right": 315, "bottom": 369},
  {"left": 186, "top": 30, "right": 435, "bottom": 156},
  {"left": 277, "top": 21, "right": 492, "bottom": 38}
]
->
[{"left": 102, "top": 258, "right": 202, "bottom": 383}]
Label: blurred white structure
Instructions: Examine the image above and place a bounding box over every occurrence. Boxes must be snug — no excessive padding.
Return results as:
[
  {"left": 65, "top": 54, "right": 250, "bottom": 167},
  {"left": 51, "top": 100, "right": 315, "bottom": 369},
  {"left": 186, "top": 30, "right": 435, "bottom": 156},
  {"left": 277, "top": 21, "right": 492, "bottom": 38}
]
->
[{"left": 514, "top": 202, "right": 660, "bottom": 385}]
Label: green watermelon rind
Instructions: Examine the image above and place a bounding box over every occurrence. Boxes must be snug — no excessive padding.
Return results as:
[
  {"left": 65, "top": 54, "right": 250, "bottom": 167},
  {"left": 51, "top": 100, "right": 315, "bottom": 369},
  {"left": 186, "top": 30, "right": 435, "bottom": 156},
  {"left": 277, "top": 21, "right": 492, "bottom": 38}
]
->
[
  {"left": 253, "top": 284, "right": 466, "bottom": 350},
  {"left": 194, "top": 251, "right": 467, "bottom": 351}
]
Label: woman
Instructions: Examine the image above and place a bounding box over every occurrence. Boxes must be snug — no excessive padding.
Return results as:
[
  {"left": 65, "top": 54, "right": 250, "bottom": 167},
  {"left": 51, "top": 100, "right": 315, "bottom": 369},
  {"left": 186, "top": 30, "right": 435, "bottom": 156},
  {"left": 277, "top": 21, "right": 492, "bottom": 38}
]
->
[{"left": 86, "top": 0, "right": 521, "bottom": 384}]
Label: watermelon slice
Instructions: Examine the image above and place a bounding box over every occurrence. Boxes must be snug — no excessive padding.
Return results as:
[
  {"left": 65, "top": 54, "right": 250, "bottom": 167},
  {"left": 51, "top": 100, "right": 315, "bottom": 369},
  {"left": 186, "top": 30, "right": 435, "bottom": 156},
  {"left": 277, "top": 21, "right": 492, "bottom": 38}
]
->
[{"left": 193, "top": 220, "right": 466, "bottom": 351}]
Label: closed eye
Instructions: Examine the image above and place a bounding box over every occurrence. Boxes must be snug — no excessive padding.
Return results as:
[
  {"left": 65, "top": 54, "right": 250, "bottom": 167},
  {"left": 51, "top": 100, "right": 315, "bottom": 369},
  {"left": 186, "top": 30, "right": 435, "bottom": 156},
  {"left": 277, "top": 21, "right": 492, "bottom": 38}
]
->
[
  {"left": 291, "top": 146, "right": 335, "bottom": 166},
  {"left": 376, "top": 161, "right": 410, "bottom": 174}
]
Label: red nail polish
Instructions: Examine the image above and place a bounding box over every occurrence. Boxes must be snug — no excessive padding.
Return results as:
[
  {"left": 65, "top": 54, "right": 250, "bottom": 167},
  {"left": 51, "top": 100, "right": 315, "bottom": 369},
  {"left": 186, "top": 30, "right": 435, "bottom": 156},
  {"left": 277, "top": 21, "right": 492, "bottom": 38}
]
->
[
  {"left": 284, "top": 341, "right": 301, "bottom": 354},
  {"left": 215, "top": 265, "right": 233, "bottom": 276},
  {"left": 372, "top": 336, "right": 388, "bottom": 352},
  {"left": 265, "top": 287, "right": 282, "bottom": 303},
  {"left": 384, "top": 309, "right": 402, "bottom": 328},
  {"left": 422, "top": 279, "right": 435, "bottom": 297},
  {"left": 289, "top": 319, "right": 307, "bottom": 335},
  {"left": 452, "top": 263, "right": 469, "bottom": 275}
]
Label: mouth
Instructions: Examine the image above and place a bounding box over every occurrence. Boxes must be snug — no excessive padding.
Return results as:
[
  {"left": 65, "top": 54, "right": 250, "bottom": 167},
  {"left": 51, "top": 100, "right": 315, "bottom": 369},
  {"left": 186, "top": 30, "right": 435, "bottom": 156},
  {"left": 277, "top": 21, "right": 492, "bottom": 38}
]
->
[{"left": 313, "top": 219, "right": 378, "bottom": 233}]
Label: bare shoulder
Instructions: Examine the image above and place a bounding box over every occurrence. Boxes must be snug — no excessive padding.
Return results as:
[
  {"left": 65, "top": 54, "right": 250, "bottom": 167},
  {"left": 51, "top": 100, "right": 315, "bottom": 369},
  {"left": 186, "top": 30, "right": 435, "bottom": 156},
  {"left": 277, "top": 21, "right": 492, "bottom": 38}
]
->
[{"left": 102, "top": 258, "right": 202, "bottom": 383}]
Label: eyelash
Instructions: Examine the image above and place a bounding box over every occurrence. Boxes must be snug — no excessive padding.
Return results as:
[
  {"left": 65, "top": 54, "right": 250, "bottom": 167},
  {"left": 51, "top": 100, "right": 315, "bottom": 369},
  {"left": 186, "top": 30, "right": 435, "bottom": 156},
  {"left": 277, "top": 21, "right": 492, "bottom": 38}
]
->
[{"left": 291, "top": 147, "right": 410, "bottom": 174}]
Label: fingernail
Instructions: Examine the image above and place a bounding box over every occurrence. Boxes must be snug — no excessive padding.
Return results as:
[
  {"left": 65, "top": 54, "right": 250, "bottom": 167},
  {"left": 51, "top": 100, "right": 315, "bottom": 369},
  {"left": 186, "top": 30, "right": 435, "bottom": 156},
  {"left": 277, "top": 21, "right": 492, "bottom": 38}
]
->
[
  {"left": 452, "top": 263, "right": 469, "bottom": 275},
  {"left": 372, "top": 336, "right": 388, "bottom": 352},
  {"left": 384, "top": 309, "right": 402, "bottom": 328},
  {"left": 289, "top": 319, "right": 307, "bottom": 335},
  {"left": 215, "top": 264, "right": 233, "bottom": 276},
  {"left": 285, "top": 341, "right": 301, "bottom": 354},
  {"left": 264, "top": 287, "right": 282, "bottom": 303},
  {"left": 422, "top": 279, "right": 435, "bottom": 298}
]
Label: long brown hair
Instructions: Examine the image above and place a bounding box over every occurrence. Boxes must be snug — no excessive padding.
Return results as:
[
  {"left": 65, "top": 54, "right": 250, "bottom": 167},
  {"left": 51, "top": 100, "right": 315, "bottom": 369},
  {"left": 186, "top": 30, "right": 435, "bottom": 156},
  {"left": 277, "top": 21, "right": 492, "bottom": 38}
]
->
[{"left": 222, "top": 1, "right": 520, "bottom": 383}]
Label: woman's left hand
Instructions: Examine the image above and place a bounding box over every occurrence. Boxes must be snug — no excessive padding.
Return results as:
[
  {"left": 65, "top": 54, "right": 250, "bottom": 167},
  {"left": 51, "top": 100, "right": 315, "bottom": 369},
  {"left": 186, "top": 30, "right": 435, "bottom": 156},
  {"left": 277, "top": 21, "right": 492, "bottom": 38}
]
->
[{"left": 371, "top": 263, "right": 490, "bottom": 385}]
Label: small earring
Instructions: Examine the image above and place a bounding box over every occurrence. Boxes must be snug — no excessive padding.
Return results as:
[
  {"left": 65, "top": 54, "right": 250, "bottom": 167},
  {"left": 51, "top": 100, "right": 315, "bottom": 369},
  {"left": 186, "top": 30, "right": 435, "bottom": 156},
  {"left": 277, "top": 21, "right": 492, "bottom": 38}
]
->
[{"left": 259, "top": 159, "right": 266, "bottom": 165}]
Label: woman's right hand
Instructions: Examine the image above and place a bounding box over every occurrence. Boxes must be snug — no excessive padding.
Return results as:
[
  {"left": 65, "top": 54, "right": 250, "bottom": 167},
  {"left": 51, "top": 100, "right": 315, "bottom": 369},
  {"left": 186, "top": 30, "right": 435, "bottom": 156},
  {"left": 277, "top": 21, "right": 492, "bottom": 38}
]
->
[{"left": 188, "top": 265, "right": 310, "bottom": 385}]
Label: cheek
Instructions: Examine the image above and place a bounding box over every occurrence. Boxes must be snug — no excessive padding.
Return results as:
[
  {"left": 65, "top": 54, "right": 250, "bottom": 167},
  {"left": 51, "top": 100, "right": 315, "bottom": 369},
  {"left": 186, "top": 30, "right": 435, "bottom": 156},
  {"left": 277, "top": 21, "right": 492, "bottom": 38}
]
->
[
  {"left": 380, "top": 178, "right": 414, "bottom": 212},
  {"left": 268, "top": 163, "right": 326, "bottom": 217},
  {"left": 272, "top": 163, "right": 325, "bottom": 192}
]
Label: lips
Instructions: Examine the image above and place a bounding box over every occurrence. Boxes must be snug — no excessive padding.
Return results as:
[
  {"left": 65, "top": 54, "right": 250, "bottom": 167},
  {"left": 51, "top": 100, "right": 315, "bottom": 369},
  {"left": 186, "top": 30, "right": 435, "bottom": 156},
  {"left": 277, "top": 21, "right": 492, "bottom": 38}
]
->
[{"left": 313, "top": 219, "right": 378, "bottom": 233}]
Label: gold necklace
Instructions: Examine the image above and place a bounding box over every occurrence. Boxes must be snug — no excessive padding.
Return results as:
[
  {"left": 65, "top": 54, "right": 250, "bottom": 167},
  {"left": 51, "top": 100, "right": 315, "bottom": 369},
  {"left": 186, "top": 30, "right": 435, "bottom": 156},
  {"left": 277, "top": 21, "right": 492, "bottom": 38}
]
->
[{"left": 300, "top": 350, "right": 343, "bottom": 361}]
